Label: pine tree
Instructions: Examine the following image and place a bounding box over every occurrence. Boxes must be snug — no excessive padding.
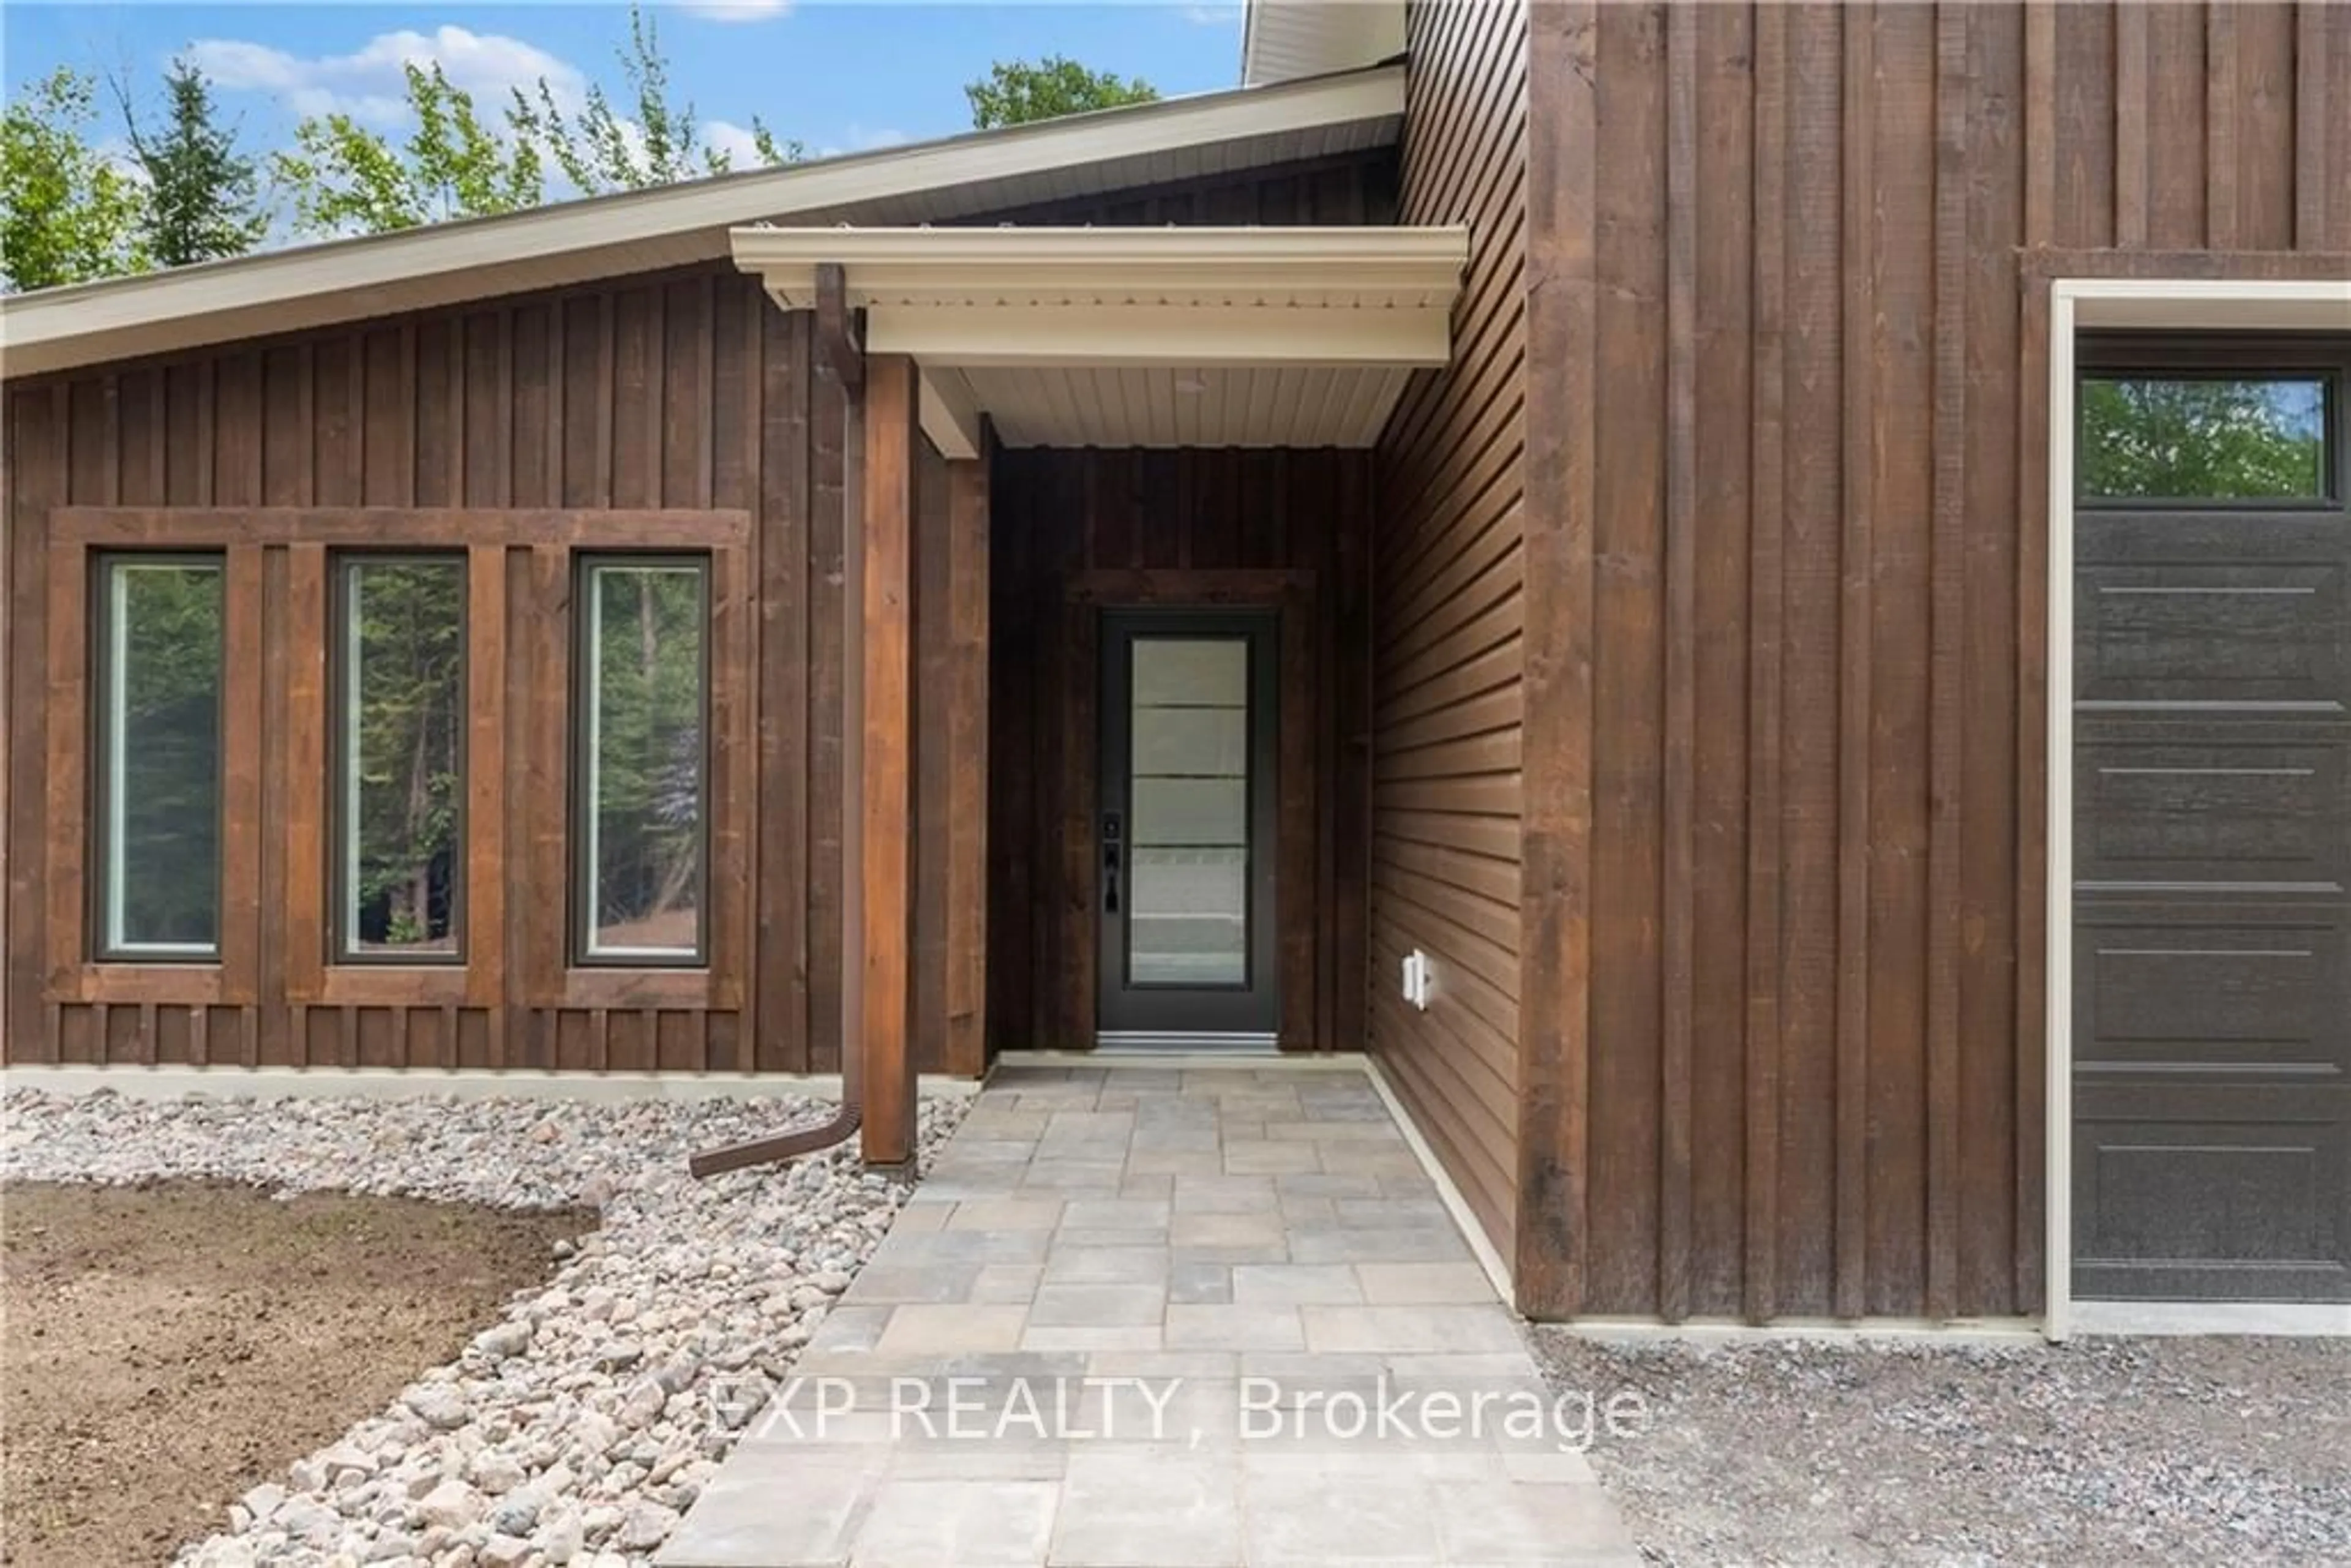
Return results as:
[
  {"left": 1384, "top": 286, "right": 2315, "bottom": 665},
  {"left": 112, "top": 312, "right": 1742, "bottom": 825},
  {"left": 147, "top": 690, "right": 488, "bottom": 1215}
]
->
[{"left": 119, "top": 57, "right": 266, "bottom": 269}]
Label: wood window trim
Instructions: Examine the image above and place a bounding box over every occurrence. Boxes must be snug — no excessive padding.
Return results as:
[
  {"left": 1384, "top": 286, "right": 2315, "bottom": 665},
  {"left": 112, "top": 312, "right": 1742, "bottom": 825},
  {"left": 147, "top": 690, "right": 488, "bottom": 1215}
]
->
[
  {"left": 45, "top": 538, "right": 261, "bottom": 1007},
  {"left": 43, "top": 508, "right": 751, "bottom": 1021},
  {"left": 534, "top": 542, "right": 752, "bottom": 1013}
]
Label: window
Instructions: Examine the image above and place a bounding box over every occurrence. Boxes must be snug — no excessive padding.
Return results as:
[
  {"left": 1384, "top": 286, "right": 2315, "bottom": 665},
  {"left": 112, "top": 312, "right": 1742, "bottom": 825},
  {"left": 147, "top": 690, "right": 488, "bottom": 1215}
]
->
[
  {"left": 95, "top": 556, "right": 223, "bottom": 958},
  {"left": 2079, "top": 373, "right": 2331, "bottom": 501},
  {"left": 576, "top": 557, "right": 709, "bottom": 963},
  {"left": 337, "top": 557, "right": 466, "bottom": 961}
]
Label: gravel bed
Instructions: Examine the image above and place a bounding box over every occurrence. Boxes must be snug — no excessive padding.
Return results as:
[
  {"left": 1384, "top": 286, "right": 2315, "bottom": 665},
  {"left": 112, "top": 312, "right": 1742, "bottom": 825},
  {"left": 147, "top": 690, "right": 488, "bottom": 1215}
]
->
[
  {"left": 2, "top": 1088, "right": 968, "bottom": 1568},
  {"left": 1532, "top": 1329, "right": 2350, "bottom": 1566}
]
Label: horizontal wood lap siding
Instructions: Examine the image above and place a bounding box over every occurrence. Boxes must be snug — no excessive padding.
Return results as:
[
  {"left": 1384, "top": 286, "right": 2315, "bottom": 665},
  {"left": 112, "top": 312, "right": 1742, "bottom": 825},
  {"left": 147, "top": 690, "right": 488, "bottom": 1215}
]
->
[
  {"left": 2, "top": 268, "right": 828, "bottom": 1072},
  {"left": 1515, "top": 0, "right": 2351, "bottom": 1323},
  {"left": 984, "top": 447, "right": 1372, "bottom": 1058},
  {"left": 1374, "top": 0, "right": 1530, "bottom": 1261}
]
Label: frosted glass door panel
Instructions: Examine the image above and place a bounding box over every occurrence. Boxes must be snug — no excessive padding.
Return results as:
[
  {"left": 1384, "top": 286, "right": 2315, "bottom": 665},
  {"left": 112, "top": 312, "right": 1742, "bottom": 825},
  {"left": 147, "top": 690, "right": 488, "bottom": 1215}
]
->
[{"left": 1128, "top": 636, "right": 1250, "bottom": 986}]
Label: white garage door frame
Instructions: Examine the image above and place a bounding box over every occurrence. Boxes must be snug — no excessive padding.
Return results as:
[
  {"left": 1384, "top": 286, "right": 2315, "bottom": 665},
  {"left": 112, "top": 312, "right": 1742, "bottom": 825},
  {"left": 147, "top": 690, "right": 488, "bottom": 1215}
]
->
[{"left": 2045, "top": 276, "right": 2351, "bottom": 1340}]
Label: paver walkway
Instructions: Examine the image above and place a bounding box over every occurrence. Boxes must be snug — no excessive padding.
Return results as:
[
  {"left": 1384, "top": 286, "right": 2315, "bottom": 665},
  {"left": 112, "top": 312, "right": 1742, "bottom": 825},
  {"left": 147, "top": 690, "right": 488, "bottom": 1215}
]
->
[{"left": 659, "top": 1062, "right": 1639, "bottom": 1567}]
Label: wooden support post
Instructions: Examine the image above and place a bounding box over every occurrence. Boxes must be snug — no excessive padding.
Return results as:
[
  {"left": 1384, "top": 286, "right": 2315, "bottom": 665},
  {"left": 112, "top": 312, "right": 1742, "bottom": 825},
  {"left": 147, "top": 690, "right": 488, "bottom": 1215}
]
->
[
  {"left": 858, "top": 353, "right": 919, "bottom": 1168},
  {"left": 943, "top": 451, "right": 991, "bottom": 1077}
]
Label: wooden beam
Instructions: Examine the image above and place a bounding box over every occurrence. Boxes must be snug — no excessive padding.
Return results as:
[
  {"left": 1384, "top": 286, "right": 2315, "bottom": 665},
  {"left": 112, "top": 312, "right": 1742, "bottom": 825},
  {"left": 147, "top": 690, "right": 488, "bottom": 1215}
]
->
[
  {"left": 816, "top": 262, "right": 864, "bottom": 395},
  {"left": 920, "top": 368, "right": 985, "bottom": 460},
  {"left": 943, "top": 451, "right": 991, "bottom": 1076},
  {"left": 858, "top": 353, "right": 919, "bottom": 1167}
]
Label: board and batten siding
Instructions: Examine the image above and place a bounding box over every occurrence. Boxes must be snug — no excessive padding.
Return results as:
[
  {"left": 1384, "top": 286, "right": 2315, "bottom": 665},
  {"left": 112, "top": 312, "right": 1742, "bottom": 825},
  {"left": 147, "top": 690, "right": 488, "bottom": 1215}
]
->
[
  {"left": 1371, "top": 0, "right": 1530, "bottom": 1256},
  {"left": 985, "top": 447, "right": 1374, "bottom": 1059},
  {"left": 0, "top": 149, "right": 1399, "bottom": 1077},
  {"left": 3, "top": 267, "right": 841, "bottom": 1075},
  {"left": 1518, "top": 0, "right": 2351, "bottom": 1323}
]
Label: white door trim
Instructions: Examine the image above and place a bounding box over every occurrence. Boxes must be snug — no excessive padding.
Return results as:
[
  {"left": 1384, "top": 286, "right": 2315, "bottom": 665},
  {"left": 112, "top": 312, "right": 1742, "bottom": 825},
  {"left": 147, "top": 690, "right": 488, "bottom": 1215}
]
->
[{"left": 2044, "top": 276, "right": 2351, "bottom": 1341}]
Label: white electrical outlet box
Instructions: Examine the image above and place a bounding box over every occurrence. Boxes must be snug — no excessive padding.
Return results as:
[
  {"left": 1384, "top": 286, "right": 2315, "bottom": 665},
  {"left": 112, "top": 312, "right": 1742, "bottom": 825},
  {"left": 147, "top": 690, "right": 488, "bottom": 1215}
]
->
[{"left": 1400, "top": 950, "right": 1433, "bottom": 1010}]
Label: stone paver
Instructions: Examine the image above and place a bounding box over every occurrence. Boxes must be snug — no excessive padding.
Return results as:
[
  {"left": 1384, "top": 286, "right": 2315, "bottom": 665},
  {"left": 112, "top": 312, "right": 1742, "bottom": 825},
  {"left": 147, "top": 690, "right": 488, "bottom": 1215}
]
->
[{"left": 658, "top": 1063, "right": 1638, "bottom": 1568}]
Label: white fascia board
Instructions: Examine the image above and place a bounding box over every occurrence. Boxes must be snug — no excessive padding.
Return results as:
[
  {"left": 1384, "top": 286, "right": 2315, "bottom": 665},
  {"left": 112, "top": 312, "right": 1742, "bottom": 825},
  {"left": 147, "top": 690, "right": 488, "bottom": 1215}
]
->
[
  {"left": 866, "top": 302, "right": 1453, "bottom": 370},
  {"left": 730, "top": 225, "right": 1470, "bottom": 310},
  {"left": 919, "top": 367, "right": 986, "bottom": 460},
  {"left": 0, "top": 66, "right": 1405, "bottom": 378}
]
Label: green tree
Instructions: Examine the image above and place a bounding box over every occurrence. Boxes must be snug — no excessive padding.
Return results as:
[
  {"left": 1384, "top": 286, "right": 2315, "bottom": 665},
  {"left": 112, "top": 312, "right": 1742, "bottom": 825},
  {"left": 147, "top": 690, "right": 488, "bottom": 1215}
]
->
[
  {"left": 2080, "top": 377, "right": 2327, "bottom": 500},
  {"left": 117, "top": 56, "right": 266, "bottom": 269},
  {"left": 511, "top": 4, "right": 798, "bottom": 196},
  {"left": 274, "top": 61, "right": 542, "bottom": 236},
  {"left": 1, "top": 67, "right": 146, "bottom": 291},
  {"left": 964, "top": 56, "right": 1158, "bottom": 129}
]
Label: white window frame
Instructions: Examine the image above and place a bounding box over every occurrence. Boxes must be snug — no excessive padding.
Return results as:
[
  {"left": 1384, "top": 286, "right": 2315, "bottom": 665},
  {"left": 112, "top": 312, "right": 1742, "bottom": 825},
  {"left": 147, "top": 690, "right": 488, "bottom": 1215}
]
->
[
  {"left": 100, "top": 557, "right": 225, "bottom": 959},
  {"left": 576, "top": 558, "right": 711, "bottom": 966},
  {"left": 2045, "top": 276, "right": 2351, "bottom": 1340}
]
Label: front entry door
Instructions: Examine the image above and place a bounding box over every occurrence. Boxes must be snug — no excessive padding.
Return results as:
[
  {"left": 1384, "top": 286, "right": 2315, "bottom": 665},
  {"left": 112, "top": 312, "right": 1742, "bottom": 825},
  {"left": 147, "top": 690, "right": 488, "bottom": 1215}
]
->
[{"left": 1097, "top": 610, "right": 1279, "bottom": 1049}]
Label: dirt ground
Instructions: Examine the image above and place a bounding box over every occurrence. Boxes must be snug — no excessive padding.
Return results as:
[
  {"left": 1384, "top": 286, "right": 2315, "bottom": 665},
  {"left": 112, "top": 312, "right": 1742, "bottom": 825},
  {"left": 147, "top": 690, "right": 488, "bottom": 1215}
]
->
[
  {"left": 1, "top": 1182, "right": 588, "bottom": 1568},
  {"left": 1534, "top": 1330, "right": 2351, "bottom": 1566}
]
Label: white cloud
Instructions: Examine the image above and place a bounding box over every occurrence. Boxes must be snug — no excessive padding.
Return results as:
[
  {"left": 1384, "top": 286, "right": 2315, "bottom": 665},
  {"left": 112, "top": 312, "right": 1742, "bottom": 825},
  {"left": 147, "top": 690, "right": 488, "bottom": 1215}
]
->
[
  {"left": 673, "top": 0, "right": 792, "bottom": 21},
  {"left": 812, "top": 124, "right": 909, "bottom": 160},
  {"left": 702, "top": 119, "right": 769, "bottom": 168},
  {"left": 187, "top": 27, "right": 587, "bottom": 129},
  {"left": 1183, "top": 5, "right": 1243, "bottom": 25}
]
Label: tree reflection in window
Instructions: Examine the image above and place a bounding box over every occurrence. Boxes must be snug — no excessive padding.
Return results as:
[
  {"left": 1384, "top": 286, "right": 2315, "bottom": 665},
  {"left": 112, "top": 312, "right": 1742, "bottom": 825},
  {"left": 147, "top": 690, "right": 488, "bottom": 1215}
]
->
[
  {"left": 2080, "top": 375, "right": 2328, "bottom": 501},
  {"left": 580, "top": 560, "right": 707, "bottom": 962},
  {"left": 341, "top": 557, "right": 464, "bottom": 959},
  {"left": 100, "top": 557, "right": 223, "bottom": 956}
]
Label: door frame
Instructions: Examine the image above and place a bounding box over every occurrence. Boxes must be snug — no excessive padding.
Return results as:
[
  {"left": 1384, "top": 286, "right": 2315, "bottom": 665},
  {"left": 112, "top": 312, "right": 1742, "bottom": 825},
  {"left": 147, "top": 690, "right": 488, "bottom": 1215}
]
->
[
  {"left": 1097, "top": 606, "right": 1281, "bottom": 1045},
  {"left": 2044, "top": 274, "right": 2351, "bottom": 1340},
  {"left": 1060, "top": 569, "right": 1321, "bottom": 1052}
]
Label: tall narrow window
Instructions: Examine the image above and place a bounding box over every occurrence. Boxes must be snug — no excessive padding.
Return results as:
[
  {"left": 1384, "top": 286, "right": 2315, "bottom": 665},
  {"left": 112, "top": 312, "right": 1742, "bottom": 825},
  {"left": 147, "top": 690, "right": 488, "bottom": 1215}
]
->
[
  {"left": 577, "top": 557, "right": 708, "bottom": 963},
  {"left": 339, "top": 557, "right": 466, "bottom": 960},
  {"left": 96, "top": 556, "right": 223, "bottom": 957}
]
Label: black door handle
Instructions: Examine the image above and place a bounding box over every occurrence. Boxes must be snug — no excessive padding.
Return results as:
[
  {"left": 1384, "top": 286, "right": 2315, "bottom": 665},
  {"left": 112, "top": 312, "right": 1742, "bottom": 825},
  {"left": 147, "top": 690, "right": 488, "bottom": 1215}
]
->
[{"left": 1103, "top": 812, "right": 1122, "bottom": 913}]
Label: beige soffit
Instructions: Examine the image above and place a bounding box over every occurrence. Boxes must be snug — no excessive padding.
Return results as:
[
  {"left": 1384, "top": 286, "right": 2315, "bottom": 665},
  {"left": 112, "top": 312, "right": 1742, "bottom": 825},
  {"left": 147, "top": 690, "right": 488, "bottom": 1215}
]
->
[
  {"left": 0, "top": 64, "right": 1404, "bottom": 380},
  {"left": 729, "top": 225, "right": 1467, "bottom": 450},
  {"left": 1243, "top": 0, "right": 1406, "bottom": 87}
]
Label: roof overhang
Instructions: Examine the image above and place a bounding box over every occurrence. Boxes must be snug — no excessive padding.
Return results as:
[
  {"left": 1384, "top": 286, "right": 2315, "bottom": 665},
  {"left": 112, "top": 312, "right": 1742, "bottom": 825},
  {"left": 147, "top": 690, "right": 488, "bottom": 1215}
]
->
[
  {"left": 730, "top": 225, "right": 1466, "bottom": 451},
  {"left": 0, "top": 64, "right": 1403, "bottom": 381},
  {"left": 1243, "top": 0, "right": 1406, "bottom": 87}
]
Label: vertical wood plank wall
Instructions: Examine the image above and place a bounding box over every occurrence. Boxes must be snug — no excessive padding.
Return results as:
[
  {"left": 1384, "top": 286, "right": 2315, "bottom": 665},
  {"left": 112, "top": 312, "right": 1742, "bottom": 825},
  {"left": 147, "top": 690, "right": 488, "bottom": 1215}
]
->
[
  {"left": 1515, "top": 0, "right": 2351, "bottom": 1322},
  {"left": 1372, "top": 0, "right": 1531, "bottom": 1258},
  {"left": 4, "top": 269, "right": 828, "bottom": 1072},
  {"left": 985, "top": 446, "right": 1373, "bottom": 1057},
  {"left": 1, "top": 151, "right": 1397, "bottom": 1076}
]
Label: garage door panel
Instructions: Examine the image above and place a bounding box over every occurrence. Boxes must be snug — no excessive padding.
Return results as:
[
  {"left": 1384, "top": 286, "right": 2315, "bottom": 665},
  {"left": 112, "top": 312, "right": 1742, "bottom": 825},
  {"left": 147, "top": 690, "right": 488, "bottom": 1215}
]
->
[
  {"left": 2076, "top": 906, "right": 2351, "bottom": 1075},
  {"left": 2071, "top": 1089, "right": 2349, "bottom": 1302},
  {"left": 2075, "top": 550, "right": 2349, "bottom": 712},
  {"left": 2072, "top": 336, "right": 2351, "bottom": 1309},
  {"left": 2075, "top": 734, "right": 2349, "bottom": 890}
]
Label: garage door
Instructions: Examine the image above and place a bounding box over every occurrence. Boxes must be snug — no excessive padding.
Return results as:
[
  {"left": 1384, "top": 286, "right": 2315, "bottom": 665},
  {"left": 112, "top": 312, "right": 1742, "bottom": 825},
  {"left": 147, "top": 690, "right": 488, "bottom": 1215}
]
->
[{"left": 2071, "top": 334, "right": 2350, "bottom": 1304}]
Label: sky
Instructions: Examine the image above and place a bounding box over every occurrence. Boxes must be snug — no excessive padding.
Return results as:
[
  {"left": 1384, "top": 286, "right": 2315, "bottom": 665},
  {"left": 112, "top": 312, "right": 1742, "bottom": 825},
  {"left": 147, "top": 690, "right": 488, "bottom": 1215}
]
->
[{"left": 4, "top": 2, "right": 1247, "bottom": 176}]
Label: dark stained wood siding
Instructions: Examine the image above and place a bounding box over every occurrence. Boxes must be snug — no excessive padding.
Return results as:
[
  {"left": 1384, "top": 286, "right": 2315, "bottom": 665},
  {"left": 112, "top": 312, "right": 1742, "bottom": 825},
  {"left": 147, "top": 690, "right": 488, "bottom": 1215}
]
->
[
  {"left": 1373, "top": 0, "right": 1530, "bottom": 1257},
  {"left": 986, "top": 448, "right": 1373, "bottom": 1057},
  {"left": 1, "top": 149, "right": 1395, "bottom": 1076},
  {"left": 4, "top": 269, "right": 820, "bottom": 1073},
  {"left": 1514, "top": 0, "right": 2351, "bottom": 1322}
]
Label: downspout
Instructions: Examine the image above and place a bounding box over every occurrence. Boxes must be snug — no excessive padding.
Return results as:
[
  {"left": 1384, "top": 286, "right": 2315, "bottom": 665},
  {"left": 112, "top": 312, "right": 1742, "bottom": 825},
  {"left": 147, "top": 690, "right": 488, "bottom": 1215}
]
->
[
  {"left": 691, "top": 260, "right": 868, "bottom": 1181},
  {"left": 688, "top": 1032, "right": 861, "bottom": 1177}
]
